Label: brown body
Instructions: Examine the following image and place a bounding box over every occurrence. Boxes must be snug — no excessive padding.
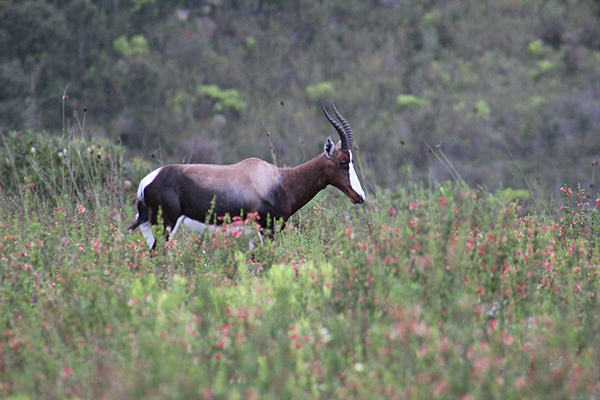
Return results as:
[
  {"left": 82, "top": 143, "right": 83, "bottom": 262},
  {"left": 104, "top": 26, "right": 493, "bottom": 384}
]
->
[{"left": 129, "top": 103, "right": 366, "bottom": 248}]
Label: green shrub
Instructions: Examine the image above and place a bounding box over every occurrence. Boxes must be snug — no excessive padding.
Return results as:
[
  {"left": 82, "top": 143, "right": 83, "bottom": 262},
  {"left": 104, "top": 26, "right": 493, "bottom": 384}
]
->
[
  {"left": 396, "top": 94, "right": 430, "bottom": 108},
  {"left": 527, "top": 39, "right": 549, "bottom": 59},
  {"left": 474, "top": 98, "right": 491, "bottom": 119},
  {"left": 197, "top": 85, "right": 247, "bottom": 114},
  {"left": 113, "top": 34, "right": 149, "bottom": 57},
  {"left": 531, "top": 60, "right": 555, "bottom": 79},
  {"left": 0, "top": 130, "right": 137, "bottom": 208},
  {"left": 305, "top": 82, "right": 335, "bottom": 102}
]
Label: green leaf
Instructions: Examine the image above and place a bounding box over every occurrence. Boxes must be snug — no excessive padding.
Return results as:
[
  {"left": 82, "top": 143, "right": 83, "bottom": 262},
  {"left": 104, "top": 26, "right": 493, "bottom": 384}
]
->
[{"left": 396, "top": 94, "right": 430, "bottom": 108}]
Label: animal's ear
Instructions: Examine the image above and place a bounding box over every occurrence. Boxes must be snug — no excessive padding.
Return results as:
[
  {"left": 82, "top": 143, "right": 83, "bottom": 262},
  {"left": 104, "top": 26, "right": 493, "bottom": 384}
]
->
[{"left": 324, "top": 137, "right": 335, "bottom": 158}]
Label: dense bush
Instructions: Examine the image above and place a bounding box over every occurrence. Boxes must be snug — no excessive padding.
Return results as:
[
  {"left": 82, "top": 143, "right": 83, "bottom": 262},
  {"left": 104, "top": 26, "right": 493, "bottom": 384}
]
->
[{"left": 0, "top": 129, "right": 149, "bottom": 209}]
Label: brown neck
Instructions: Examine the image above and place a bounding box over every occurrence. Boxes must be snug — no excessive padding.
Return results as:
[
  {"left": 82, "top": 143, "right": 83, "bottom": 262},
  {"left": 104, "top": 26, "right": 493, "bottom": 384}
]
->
[{"left": 279, "top": 154, "right": 329, "bottom": 217}]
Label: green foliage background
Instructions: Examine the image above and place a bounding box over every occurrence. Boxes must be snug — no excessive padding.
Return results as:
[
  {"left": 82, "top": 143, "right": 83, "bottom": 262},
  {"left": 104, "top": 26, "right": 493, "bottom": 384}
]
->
[{"left": 2, "top": 0, "right": 600, "bottom": 198}]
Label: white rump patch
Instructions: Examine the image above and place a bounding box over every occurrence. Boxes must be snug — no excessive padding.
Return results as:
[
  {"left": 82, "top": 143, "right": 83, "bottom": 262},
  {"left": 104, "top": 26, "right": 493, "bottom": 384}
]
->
[
  {"left": 137, "top": 167, "right": 162, "bottom": 200},
  {"left": 348, "top": 151, "right": 365, "bottom": 201}
]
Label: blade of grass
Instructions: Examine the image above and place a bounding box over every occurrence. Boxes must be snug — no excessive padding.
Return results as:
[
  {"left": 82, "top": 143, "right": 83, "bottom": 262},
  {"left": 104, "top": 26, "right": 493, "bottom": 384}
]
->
[
  {"left": 422, "top": 140, "right": 462, "bottom": 185},
  {"left": 500, "top": 136, "right": 540, "bottom": 215}
]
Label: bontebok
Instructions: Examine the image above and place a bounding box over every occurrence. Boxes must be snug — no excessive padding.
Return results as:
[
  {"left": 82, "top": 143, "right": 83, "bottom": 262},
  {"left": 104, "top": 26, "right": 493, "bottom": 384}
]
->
[{"left": 129, "top": 102, "right": 366, "bottom": 248}]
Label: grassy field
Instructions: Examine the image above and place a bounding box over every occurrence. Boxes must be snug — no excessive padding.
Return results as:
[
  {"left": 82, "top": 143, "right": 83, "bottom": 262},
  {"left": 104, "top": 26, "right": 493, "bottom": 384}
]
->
[{"left": 1, "top": 134, "right": 600, "bottom": 399}]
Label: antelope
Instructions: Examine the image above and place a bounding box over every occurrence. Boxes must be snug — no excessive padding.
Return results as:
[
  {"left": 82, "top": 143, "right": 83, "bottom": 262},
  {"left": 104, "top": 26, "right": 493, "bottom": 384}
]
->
[{"left": 129, "top": 102, "right": 366, "bottom": 249}]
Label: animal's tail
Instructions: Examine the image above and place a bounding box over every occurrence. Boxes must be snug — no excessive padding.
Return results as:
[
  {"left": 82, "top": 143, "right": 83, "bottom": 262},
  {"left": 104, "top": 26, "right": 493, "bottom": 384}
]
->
[{"left": 128, "top": 199, "right": 149, "bottom": 231}]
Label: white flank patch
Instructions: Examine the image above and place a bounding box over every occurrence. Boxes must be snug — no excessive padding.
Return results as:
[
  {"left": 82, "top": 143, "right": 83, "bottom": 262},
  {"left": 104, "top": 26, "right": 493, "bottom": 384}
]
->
[
  {"left": 137, "top": 167, "right": 162, "bottom": 200},
  {"left": 348, "top": 151, "right": 365, "bottom": 201},
  {"left": 174, "top": 215, "right": 262, "bottom": 249},
  {"left": 168, "top": 216, "right": 209, "bottom": 239},
  {"left": 182, "top": 216, "right": 209, "bottom": 233}
]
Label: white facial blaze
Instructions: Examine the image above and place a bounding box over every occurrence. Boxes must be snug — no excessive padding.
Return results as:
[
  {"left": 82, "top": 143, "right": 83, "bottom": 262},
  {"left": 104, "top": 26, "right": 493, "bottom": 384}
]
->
[{"left": 348, "top": 151, "right": 365, "bottom": 201}]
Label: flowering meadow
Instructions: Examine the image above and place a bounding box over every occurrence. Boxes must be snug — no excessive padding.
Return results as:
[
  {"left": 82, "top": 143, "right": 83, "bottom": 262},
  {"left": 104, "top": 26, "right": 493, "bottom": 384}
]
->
[{"left": 2, "top": 136, "right": 600, "bottom": 399}]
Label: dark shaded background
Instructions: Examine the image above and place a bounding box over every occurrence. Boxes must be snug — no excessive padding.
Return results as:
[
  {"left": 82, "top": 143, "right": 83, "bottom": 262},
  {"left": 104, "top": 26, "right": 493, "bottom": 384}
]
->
[{"left": 2, "top": 0, "right": 600, "bottom": 206}]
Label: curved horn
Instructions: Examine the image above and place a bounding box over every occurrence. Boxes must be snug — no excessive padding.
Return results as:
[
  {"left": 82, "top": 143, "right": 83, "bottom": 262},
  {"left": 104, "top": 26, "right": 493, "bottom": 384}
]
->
[
  {"left": 331, "top": 102, "right": 353, "bottom": 150},
  {"left": 321, "top": 102, "right": 350, "bottom": 151}
]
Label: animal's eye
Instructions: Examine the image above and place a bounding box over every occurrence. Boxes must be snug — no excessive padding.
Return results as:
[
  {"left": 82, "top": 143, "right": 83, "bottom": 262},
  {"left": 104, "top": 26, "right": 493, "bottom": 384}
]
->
[{"left": 340, "top": 159, "right": 349, "bottom": 168}]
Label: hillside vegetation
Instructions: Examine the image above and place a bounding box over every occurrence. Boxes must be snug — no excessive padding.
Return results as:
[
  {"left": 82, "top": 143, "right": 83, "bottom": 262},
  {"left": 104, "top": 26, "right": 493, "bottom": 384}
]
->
[{"left": 2, "top": 0, "right": 600, "bottom": 202}]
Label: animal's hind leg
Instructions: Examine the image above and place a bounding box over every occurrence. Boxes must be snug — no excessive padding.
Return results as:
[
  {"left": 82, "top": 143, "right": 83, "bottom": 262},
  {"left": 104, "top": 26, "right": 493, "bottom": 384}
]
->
[
  {"left": 162, "top": 218, "right": 178, "bottom": 244},
  {"left": 140, "top": 221, "right": 156, "bottom": 249},
  {"left": 170, "top": 215, "right": 186, "bottom": 237},
  {"left": 154, "top": 194, "right": 181, "bottom": 246}
]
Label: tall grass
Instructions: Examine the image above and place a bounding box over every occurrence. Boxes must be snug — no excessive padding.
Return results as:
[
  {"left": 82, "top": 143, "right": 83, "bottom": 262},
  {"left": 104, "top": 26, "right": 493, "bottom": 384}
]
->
[
  {"left": 0, "top": 128, "right": 155, "bottom": 217},
  {"left": 1, "top": 131, "right": 600, "bottom": 399}
]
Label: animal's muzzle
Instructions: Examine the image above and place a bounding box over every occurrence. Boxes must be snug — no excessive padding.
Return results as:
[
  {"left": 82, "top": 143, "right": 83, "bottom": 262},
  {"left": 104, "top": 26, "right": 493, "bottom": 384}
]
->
[{"left": 353, "top": 195, "right": 365, "bottom": 204}]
